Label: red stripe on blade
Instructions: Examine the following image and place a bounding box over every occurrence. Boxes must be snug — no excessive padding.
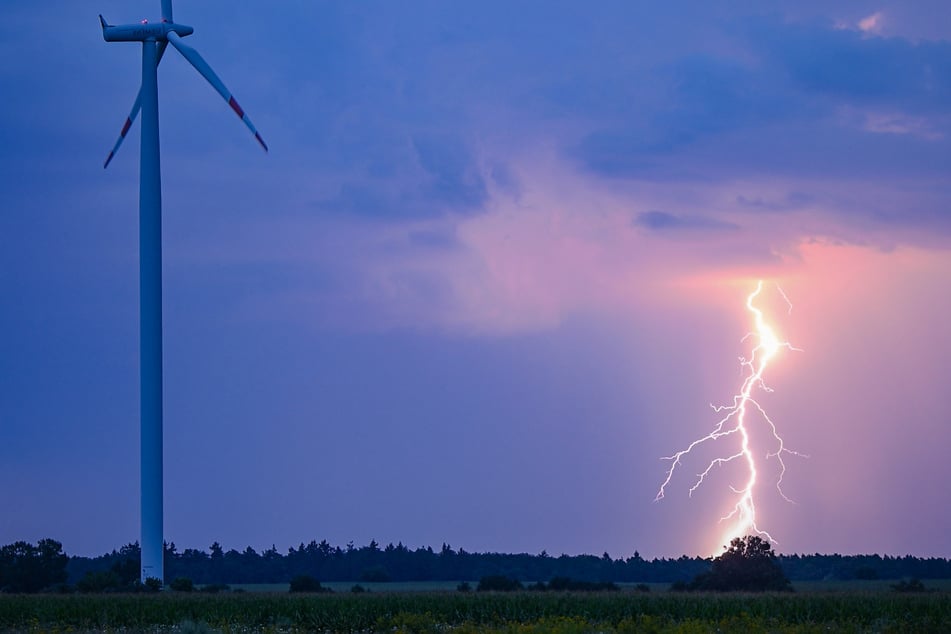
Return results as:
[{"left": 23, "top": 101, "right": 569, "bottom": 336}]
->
[
  {"left": 121, "top": 118, "right": 132, "bottom": 137},
  {"left": 255, "top": 132, "right": 268, "bottom": 152},
  {"left": 228, "top": 97, "right": 245, "bottom": 119}
]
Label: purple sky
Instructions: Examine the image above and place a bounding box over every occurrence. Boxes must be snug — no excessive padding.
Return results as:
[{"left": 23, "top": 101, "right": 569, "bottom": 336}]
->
[{"left": 2, "top": 1, "right": 950, "bottom": 559}]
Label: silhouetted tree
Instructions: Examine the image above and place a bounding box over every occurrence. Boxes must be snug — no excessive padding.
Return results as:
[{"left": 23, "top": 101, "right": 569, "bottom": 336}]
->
[
  {"left": 0, "top": 539, "right": 68, "bottom": 593},
  {"left": 76, "top": 570, "right": 123, "bottom": 593},
  {"left": 58, "top": 536, "right": 951, "bottom": 587},
  {"left": 111, "top": 544, "right": 140, "bottom": 586},
  {"left": 360, "top": 566, "right": 391, "bottom": 582},
  {"left": 688, "top": 536, "right": 791, "bottom": 592}
]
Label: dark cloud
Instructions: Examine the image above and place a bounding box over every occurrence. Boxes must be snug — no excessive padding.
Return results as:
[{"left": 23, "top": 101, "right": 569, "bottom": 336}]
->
[
  {"left": 314, "top": 183, "right": 395, "bottom": 216},
  {"left": 573, "top": 15, "right": 951, "bottom": 192},
  {"left": 407, "top": 228, "right": 460, "bottom": 250},
  {"left": 655, "top": 56, "right": 798, "bottom": 148},
  {"left": 311, "top": 133, "right": 487, "bottom": 218},
  {"left": 736, "top": 192, "right": 816, "bottom": 212},
  {"left": 412, "top": 134, "right": 488, "bottom": 211},
  {"left": 486, "top": 162, "right": 518, "bottom": 195},
  {"left": 745, "top": 16, "right": 951, "bottom": 113},
  {"left": 635, "top": 210, "right": 739, "bottom": 232},
  {"left": 571, "top": 54, "right": 800, "bottom": 177}
]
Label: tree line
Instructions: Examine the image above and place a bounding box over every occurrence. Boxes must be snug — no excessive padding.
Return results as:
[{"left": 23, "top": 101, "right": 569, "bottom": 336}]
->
[
  {"left": 3, "top": 537, "right": 950, "bottom": 593},
  {"left": 68, "top": 539, "right": 951, "bottom": 587}
]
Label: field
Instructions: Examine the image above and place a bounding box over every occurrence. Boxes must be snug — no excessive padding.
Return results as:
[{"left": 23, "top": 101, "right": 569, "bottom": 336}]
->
[
  {"left": 230, "top": 578, "right": 951, "bottom": 594},
  {"left": 228, "top": 581, "right": 466, "bottom": 594},
  {"left": 2, "top": 587, "right": 951, "bottom": 633}
]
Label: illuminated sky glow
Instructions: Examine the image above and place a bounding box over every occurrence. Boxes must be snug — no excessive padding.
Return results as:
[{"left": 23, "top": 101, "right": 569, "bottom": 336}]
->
[{"left": 1, "top": 1, "right": 950, "bottom": 559}]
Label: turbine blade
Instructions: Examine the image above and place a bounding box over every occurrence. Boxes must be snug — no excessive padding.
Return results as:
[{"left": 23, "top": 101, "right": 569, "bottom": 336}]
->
[
  {"left": 161, "top": 0, "right": 173, "bottom": 23},
  {"left": 166, "top": 31, "right": 268, "bottom": 152},
  {"left": 103, "top": 42, "right": 168, "bottom": 169},
  {"left": 103, "top": 96, "right": 139, "bottom": 169}
]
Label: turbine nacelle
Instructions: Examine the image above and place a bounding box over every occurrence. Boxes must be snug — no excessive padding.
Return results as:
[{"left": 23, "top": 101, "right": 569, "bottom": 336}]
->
[{"left": 99, "top": 15, "right": 193, "bottom": 42}]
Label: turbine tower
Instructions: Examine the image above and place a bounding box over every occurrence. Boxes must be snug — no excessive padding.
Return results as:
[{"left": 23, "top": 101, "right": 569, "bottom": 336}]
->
[{"left": 100, "top": 0, "right": 267, "bottom": 585}]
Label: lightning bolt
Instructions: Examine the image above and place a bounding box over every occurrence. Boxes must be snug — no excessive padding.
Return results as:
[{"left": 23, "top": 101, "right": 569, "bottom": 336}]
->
[{"left": 655, "top": 280, "right": 804, "bottom": 550}]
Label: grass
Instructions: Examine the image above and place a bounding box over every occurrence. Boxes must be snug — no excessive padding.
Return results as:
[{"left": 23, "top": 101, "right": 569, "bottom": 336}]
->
[{"left": 1, "top": 584, "right": 949, "bottom": 632}]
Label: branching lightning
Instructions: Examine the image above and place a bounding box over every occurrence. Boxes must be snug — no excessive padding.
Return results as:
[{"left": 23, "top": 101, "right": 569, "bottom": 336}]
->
[{"left": 655, "top": 280, "right": 804, "bottom": 550}]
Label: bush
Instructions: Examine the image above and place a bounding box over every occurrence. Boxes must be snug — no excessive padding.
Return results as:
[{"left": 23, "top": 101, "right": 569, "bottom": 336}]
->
[
  {"left": 477, "top": 575, "right": 523, "bottom": 592},
  {"left": 892, "top": 578, "right": 928, "bottom": 593},
  {"left": 169, "top": 577, "right": 194, "bottom": 592},
  {"left": 456, "top": 581, "right": 472, "bottom": 592},
  {"left": 351, "top": 584, "right": 367, "bottom": 593},
  {"left": 142, "top": 577, "right": 163, "bottom": 593},
  {"left": 545, "top": 577, "right": 619, "bottom": 592},
  {"left": 200, "top": 583, "right": 230, "bottom": 593},
  {"left": 289, "top": 575, "right": 328, "bottom": 593}
]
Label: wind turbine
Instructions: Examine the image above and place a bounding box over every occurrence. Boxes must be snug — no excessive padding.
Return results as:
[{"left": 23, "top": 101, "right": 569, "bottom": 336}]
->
[{"left": 100, "top": 0, "right": 267, "bottom": 585}]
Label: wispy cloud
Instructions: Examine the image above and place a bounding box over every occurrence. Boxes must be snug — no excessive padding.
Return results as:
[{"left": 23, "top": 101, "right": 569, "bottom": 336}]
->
[
  {"left": 634, "top": 211, "right": 739, "bottom": 232},
  {"left": 858, "top": 11, "right": 885, "bottom": 35}
]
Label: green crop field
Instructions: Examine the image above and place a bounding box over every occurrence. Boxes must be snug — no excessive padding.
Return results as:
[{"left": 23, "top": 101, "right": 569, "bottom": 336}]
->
[
  {"left": 791, "top": 578, "right": 951, "bottom": 593},
  {"left": 1, "top": 589, "right": 950, "bottom": 633}
]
